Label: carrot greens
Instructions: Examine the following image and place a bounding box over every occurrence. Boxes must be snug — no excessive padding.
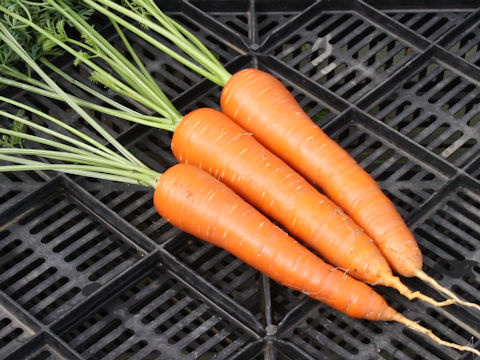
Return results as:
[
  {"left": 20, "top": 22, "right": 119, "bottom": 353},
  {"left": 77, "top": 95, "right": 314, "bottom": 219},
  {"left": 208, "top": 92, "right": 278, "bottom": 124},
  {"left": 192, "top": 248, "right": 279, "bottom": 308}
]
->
[
  {"left": 0, "top": 112, "right": 25, "bottom": 148},
  {"left": 83, "top": 0, "right": 232, "bottom": 86},
  {"left": 0, "top": 0, "right": 181, "bottom": 130},
  {"left": 0, "top": 22, "right": 160, "bottom": 188}
]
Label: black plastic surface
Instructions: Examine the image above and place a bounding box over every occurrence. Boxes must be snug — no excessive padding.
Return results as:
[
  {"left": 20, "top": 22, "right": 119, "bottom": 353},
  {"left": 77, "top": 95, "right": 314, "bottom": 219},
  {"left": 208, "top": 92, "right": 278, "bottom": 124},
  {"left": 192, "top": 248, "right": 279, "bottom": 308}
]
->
[{"left": 1, "top": 1, "right": 480, "bottom": 359}]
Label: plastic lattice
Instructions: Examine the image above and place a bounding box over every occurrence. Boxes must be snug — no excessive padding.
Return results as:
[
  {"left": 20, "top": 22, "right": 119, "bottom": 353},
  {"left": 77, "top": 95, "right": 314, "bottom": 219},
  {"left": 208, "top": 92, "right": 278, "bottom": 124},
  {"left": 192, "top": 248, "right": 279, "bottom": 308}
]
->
[{"left": 1, "top": 1, "right": 479, "bottom": 360}]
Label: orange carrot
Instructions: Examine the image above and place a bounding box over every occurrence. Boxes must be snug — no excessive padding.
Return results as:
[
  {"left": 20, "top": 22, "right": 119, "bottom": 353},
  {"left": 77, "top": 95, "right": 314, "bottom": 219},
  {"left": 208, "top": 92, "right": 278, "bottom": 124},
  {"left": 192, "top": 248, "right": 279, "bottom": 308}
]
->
[
  {"left": 221, "top": 68, "right": 479, "bottom": 310},
  {"left": 154, "top": 163, "right": 480, "bottom": 356},
  {"left": 171, "top": 108, "right": 451, "bottom": 307}
]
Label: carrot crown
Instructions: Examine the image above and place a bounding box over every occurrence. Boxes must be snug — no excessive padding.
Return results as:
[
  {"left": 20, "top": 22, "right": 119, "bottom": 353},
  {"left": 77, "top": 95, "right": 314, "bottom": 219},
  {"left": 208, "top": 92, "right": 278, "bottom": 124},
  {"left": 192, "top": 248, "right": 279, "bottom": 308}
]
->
[{"left": 0, "top": 23, "right": 161, "bottom": 187}]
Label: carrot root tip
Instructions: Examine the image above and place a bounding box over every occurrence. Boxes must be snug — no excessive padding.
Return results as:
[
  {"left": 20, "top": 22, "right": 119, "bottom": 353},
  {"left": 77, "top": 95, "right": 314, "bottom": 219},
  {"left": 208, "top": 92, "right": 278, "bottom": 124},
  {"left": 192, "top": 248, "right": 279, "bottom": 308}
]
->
[
  {"left": 416, "top": 270, "right": 480, "bottom": 311},
  {"left": 394, "top": 314, "right": 480, "bottom": 356}
]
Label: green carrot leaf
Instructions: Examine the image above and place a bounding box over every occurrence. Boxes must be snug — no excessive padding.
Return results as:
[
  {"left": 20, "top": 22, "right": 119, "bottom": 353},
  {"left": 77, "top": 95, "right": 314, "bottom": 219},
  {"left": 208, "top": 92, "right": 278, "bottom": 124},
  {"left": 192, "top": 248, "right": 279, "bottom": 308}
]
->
[
  {"left": 0, "top": 110, "right": 26, "bottom": 148},
  {"left": 0, "top": 0, "right": 94, "bottom": 67}
]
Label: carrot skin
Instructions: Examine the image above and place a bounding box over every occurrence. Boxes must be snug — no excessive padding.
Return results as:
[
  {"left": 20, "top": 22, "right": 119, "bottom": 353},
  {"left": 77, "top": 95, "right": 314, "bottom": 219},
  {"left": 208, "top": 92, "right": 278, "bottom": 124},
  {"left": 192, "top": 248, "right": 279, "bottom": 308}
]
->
[
  {"left": 221, "top": 69, "right": 422, "bottom": 277},
  {"left": 172, "top": 108, "right": 393, "bottom": 286},
  {"left": 154, "top": 163, "right": 397, "bottom": 321}
]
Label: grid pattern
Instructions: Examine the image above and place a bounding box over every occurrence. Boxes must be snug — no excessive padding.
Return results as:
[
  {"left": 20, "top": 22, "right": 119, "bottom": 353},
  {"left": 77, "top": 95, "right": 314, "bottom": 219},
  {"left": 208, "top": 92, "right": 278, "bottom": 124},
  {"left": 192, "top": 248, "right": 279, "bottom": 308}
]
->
[{"left": 1, "top": 1, "right": 480, "bottom": 360}]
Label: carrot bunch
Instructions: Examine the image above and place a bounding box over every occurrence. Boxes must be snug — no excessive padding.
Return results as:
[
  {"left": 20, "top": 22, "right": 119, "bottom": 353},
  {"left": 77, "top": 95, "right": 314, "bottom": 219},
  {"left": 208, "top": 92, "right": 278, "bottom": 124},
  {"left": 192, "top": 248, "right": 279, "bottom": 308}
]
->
[
  {"left": 82, "top": 0, "right": 480, "bottom": 311},
  {"left": 1, "top": 3, "right": 479, "bottom": 357}
]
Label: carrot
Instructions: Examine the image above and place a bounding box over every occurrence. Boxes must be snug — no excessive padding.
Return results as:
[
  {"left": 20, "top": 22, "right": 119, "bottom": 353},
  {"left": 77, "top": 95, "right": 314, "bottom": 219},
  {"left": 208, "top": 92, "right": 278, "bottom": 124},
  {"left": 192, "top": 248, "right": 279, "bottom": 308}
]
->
[
  {"left": 155, "top": 164, "right": 480, "bottom": 356},
  {"left": 220, "top": 68, "right": 480, "bottom": 311}
]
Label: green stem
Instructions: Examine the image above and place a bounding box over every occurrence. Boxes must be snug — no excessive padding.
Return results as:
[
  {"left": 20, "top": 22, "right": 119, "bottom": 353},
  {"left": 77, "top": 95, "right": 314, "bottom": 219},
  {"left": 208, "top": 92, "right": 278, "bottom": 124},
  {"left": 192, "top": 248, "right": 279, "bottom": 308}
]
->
[
  {"left": 67, "top": 38, "right": 97, "bottom": 53},
  {"left": 0, "top": 160, "right": 157, "bottom": 188},
  {"left": 0, "top": 20, "right": 145, "bottom": 167},
  {"left": 0, "top": 6, "right": 159, "bottom": 120},
  {"left": 57, "top": 0, "right": 151, "bottom": 92},
  {"left": 0, "top": 65, "right": 52, "bottom": 91},
  {"left": 0, "top": 148, "right": 161, "bottom": 179},
  {"left": 0, "top": 78, "right": 176, "bottom": 131},
  {"left": 141, "top": 0, "right": 222, "bottom": 67},
  {"left": 111, "top": 18, "right": 152, "bottom": 81},
  {"left": 40, "top": 58, "right": 139, "bottom": 114},
  {"left": 0, "top": 96, "right": 131, "bottom": 163},
  {"left": 109, "top": 19, "right": 163, "bottom": 97},
  {"left": 0, "top": 154, "right": 157, "bottom": 186},
  {"left": 111, "top": 18, "right": 181, "bottom": 121},
  {"left": 84, "top": 0, "right": 230, "bottom": 86},
  {"left": 52, "top": 0, "right": 181, "bottom": 122},
  {"left": 0, "top": 127, "right": 107, "bottom": 159}
]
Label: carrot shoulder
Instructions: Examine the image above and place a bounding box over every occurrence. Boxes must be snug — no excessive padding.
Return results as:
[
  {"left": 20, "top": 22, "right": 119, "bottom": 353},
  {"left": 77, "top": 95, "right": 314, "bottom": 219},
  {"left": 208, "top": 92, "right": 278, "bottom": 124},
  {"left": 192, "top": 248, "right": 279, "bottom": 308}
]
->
[{"left": 154, "top": 163, "right": 395, "bottom": 320}]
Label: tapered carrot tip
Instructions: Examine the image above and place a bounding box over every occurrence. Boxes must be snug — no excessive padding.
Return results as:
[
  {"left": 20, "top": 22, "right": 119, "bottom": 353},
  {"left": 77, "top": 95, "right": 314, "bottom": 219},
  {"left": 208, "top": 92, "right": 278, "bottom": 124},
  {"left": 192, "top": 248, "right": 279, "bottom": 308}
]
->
[
  {"left": 387, "top": 277, "right": 455, "bottom": 307},
  {"left": 391, "top": 312, "right": 480, "bottom": 356},
  {"left": 416, "top": 270, "right": 480, "bottom": 312}
]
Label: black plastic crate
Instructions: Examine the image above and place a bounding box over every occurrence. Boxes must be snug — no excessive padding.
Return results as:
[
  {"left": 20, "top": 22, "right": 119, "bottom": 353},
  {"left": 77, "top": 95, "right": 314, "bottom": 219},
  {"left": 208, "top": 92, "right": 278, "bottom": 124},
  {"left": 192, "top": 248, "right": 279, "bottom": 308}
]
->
[{"left": 1, "top": 1, "right": 480, "bottom": 359}]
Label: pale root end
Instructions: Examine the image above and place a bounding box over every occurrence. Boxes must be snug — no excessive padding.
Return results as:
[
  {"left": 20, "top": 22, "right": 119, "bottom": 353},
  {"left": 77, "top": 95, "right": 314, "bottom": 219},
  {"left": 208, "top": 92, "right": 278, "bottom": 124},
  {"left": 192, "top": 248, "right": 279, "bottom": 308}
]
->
[
  {"left": 416, "top": 270, "right": 480, "bottom": 312},
  {"left": 387, "top": 276, "right": 455, "bottom": 307},
  {"left": 392, "top": 312, "right": 480, "bottom": 357}
]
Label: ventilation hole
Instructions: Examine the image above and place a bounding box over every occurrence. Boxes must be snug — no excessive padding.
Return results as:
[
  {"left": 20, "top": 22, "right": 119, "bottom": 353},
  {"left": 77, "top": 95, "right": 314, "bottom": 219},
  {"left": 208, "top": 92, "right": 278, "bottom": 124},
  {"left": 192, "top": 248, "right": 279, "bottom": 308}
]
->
[
  {"left": 64, "top": 230, "right": 110, "bottom": 263},
  {"left": 330, "top": 19, "right": 364, "bottom": 45},
  {"left": 425, "top": 308, "right": 472, "bottom": 340},
  {"left": 141, "top": 350, "right": 161, "bottom": 360},
  {"left": 416, "top": 69, "right": 452, "bottom": 97},
  {"left": 29, "top": 204, "right": 77, "bottom": 234},
  {"left": 319, "top": 14, "right": 354, "bottom": 38},
  {"left": 423, "top": 17, "right": 449, "bottom": 38},
  {"left": 0, "top": 248, "right": 34, "bottom": 276},
  {"left": 0, "top": 328, "right": 23, "bottom": 350},
  {"left": 225, "top": 18, "right": 248, "bottom": 37},
  {"left": 391, "top": 339, "right": 424, "bottom": 360},
  {"left": 258, "top": 19, "right": 278, "bottom": 37},
  {"left": 403, "top": 63, "right": 439, "bottom": 90},
  {"left": 10, "top": 267, "right": 57, "bottom": 300},
  {"left": 0, "top": 238, "right": 21, "bottom": 255},
  {"left": 88, "top": 247, "right": 137, "bottom": 281},
  {"left": 410, "top": 13, "right": 435, "bottom": 31},
  {"left": 0, "top": 318, "right": 11, "bottom": 330},
  {"left": 428, "top": 76, "right": 462, "bottom": 104},
  {"left": 398, "top": 164, "right": 422, "bottom": 181},
  {"left": 23, "top": 276, "right": 70, "bottom": 311},
  {"left": 36, "top": 286, "right": 81, "bottom": 321},
  {"left": 30, "top": 350, "right": 52, "bottom": 360},
  {"left": 0, "top": 190, "right": 21, "bottom": 205},
  {"left": 433, "top": 130, "right": 463, "bottom": 155},
  {"left": 431, "top": 210, "right": 476, "bottom": 251},
  {"left": 350, "top": 28, "right": 379, "bottom": 58},
  {"left": 90, "top": 329, "right": 135, "bottom": 359},
  {"left": 306, "top": 13, "right": 333, "bottom": 31},
  {"left": 76, "top": 241, "right": 119, "bottom": 272},
  {"left": 51, "top": 222, "right": 97, "bottom": 252},
  {"left": 415, "top": 226, "right": 464, "bottom": 262}
]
